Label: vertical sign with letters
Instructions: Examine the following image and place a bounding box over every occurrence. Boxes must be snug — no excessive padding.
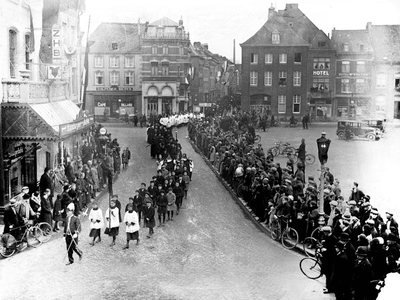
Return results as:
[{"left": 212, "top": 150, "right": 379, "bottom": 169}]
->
[{"left": 52, "top": 28, "right": 61, "bottom": 61}]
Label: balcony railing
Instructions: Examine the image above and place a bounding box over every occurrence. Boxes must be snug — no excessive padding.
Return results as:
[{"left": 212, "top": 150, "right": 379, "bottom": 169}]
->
[{"left": 2, "top": 79, "right": 68, "bottom": 103}]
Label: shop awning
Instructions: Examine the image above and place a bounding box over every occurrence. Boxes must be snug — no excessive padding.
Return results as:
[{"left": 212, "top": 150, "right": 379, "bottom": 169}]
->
[{"left": 29, "top": 99, "right": 80, "bottom": 133}]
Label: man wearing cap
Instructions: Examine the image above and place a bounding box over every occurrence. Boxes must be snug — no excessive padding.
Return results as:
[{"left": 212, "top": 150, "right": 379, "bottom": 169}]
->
[
  {"left": 320, "top": 225, "right": 337, "bottom": 294},
  {"left": 385, "top": 212, "right": 398, "bottom": 236},
  {"left": 352, "top": 246, "right": 374, "bottom": 300},
  {"left": 3, "top": 199, "right": 24, "bottom": 236},
  {"left": 331, "top": 241, "right": 352, "bottom": 300},
  {"left": 16, "top": 193, "right": 36, "bottom": 225},
  {"left": 64, "top": 206, "right": 82, "bottom": 265},
  {"left": 143, "top": 199, "right": 155, "bottom": 238},
  {"left": 349, "top": 182, "right": 365, "bottom": 203}
]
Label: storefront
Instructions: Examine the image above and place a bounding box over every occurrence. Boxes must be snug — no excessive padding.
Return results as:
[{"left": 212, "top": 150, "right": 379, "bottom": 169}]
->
[
  {"left": 1, "top": 101, "right": 94, "bottom": 209},
  {"left": 93, "top": 92, "right": 140, "bottom": 119}
]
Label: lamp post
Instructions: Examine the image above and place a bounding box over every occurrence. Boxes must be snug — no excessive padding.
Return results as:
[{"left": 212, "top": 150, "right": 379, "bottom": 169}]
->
[{"left": 316, "top": 132, "right": 331, "bottom": 227}]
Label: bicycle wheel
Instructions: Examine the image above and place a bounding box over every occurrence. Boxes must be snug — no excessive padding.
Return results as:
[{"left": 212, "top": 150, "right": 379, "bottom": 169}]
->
[
  {"left": 37, "top": 222, "right": 52, "bottom": 243},
  {"left": 305, "top": 154, "right": 315, "bottom": 165},
  {"left": 299, "top": 257, "right": 323, "bottom": 279},
  {"left": 311, "top": 227, "right": 324, "bottom": 243},
  {"left": 268, "top": 147, "right": 279, "bottom": 157},
  {"left": 270, "top": 218, "right": 281, "bottom": 240},
  {"left": 254, "top": 135, "right": 261, "bottom": 143},
  {"left": 303, "top": 237, "right": 319, "bottom": 257},
  {"left": 27, "top": 227, "right": 43, "bottom": 248},
  {"left": 281, "top": 227, "right": 299, "bottom": 249},
  {"left": 0, "top": 234, "right": 17, "bottom": 258},
  {"left": 283, "top": 147, "right": 296, "bottom": 156}
]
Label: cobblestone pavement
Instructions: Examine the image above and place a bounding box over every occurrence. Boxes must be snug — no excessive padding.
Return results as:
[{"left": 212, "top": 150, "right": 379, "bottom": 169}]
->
[{"left": 0, "top": 125, "right": 333, "bottom": 300}]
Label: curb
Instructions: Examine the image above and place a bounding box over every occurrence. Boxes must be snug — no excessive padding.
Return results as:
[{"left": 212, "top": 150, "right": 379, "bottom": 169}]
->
[{"left": 188, "top": 138, "right": 313, "bottom": 257}]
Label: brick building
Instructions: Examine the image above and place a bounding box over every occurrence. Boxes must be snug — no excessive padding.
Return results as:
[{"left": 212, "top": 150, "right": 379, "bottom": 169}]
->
[{"left": 241, "top": 4, "right": 334, "bottom": 121}]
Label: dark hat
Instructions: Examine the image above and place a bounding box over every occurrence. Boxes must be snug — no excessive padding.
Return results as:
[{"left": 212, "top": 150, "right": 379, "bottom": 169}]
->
[
  {"left": 9, "top": 198, "right": 17, "bottom": 206},
  {"left": 355, "top": 246, "right": 368, "bottom": 256},
  {"left": 387, "top": 233, "right": 397, "bottom": 242},
  {"left": 340, "top": 232, "right": 351, "bottom": 242},
  {"left": 22, "top": 193, "right": 30, "bottom": 200},
  {"left": 63, "top": 185, "right": 71, "bottom": 191},
  {"left": 386, "top": 212, "right": 394, "bottom": 217}
]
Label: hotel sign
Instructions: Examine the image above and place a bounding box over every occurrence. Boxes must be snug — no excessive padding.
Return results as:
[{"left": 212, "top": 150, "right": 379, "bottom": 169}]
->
[
  {"left": 338, "top": 73, "right": 369, "bottom": 77},
  {"left": 95, "top": 87, "right": 135, "bottom": 91},
  {"left": 313, "top": 70, "right": 329, "bottom": 76},
  {"left": 52, "top": 28, "right": 61, "bottom": 61},
  {"left": 59, "top": 116, "right": 95, "bottom": 137}
]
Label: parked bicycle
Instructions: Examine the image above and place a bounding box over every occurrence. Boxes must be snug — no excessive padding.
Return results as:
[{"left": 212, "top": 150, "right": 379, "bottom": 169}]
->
[
  {"left": 0, "top": 222, "right": 50, "bottom": 258},
  {"left": 267, "top": 142, "right": 296, "bottom": 158},
  {"left": 299, "top": 255, "right": 323, "bottom": 279},
  {"left": 287, "top": 151, "right": 316, "bottom": 165},
  {"left": 270, "top": 214, "right": 299, "bottom": 249}
]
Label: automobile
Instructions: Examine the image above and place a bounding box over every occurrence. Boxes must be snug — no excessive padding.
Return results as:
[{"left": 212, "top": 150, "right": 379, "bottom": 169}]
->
[
  {"left": 362, "top": 119, "right": 386, "bottom": 133},
  {"left": 336, "top": 120, "right": 381, "bottom": 141}
]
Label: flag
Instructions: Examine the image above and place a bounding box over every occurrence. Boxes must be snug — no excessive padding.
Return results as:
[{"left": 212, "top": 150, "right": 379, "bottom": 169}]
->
[
  {"left": 81, "top": 41, "right": 89, "bottom": 110},
  {"left": 28, "top": 6, "right": 35, "bottom": 53}
]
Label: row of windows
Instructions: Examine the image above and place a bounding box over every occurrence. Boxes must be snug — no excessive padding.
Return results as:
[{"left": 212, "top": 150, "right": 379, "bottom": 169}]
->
[
  {"left": 250, "top": 53, "right": 302, "bottom": 64},
  {"left": 261, "top": 95, "right": 302, "bottom": 114},
  {"left": 250, "top": 71, "right": 302, "bottom": 87},
  {"left": 150, "top": 45, "right": 184, "bottom": 55},
  {"left": 94, "top": 56, "right": 135, "bottom": 68},
  {"left": 95, "top": 71, "right": 135, "bottom": 86},
  {"left": 340, "top": 61, "right": 366, "bottom": 73}
]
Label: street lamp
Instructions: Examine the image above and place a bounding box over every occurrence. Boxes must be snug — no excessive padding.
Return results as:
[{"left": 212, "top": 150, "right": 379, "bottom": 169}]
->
[{"left": 316, "top": 132, "right": 331, "bottom": 227}]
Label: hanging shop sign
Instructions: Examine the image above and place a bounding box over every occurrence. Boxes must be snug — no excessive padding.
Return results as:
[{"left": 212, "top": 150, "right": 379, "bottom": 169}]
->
[{"left": 52, "top": 28, "right": 62, "bottom": 61}]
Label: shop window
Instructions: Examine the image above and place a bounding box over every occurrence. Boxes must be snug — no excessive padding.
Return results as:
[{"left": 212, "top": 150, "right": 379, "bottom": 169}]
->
[
  {"left": 294, "top": 53, "right": 302, "bottom": 64},
  {"left": 250, "top": 71, "right": 258, "bottom": 86},
  {"left": 95, "top": 71, "right": 104, "bottom": 85},
  {"left": 293, "top": 95, "right": 301, "bottom": 113},
  {"left": 250, "top": 53, "right": 258, "bottom": 64},
  {"left": 279, "top": 71, "right": 287, "bottom": 86},
  {"left": 125, "top": 71, "right": 134, "bottom": 85},
  {"left": 312, "top": 79, "right": 329, "bottom": 92},
  {"left": 264, "top": 71, "right": 272, "bottom": 86},
  {"left": 278, "top": 95, "right": 286, "bottom": 113},
  {"left": 314, "top": 58, "right": 330, "bottom": 69},
  {"left": 293, "top": 71, "right": 301, "bottom": 86},
  {"left": 265, "top": 53, "right": 273, "bottom": 64}
]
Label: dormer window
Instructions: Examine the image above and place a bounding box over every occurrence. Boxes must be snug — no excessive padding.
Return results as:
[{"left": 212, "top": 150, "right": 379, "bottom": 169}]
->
[
  {"left": 343, "top": 43, "right": 349, "bottom": 52},
  {"left": 112, "top": 42, "right": 118, "bottom": 50},
  {"left": 318, "top": 41, "right": 326, "bottom": 47},
  {"left": 272, "top": 31, "right": 280, "bottom": 44},
  {"left": 359, "top": 44, "right": 364, "bottom": 52}
]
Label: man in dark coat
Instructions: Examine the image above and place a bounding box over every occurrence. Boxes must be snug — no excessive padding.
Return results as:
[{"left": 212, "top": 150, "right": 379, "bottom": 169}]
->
[
  {"left": 143, "top": 199, "right": 155, "bottom": 238},
  {"left": 64, "top": 206, "right": 82, "bottom": 265},
  {"left": 296, "top": 139, "right": 306, "bottom": 165},
  {"left": 331, "top": 242, "right": 352, "bottom": 300},
  {"left": 3, "top": 199, "right": 24, "bottom": 236},
  {"left": 352, "top": 246, "right": 374, "bottom": 300},
  {"left": 39, "top": 167, "right": 53, "bottom": 206}
]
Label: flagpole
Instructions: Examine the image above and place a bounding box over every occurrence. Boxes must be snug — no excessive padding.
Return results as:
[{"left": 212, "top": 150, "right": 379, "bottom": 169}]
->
[{"left": 81, "top": 15, "right": 91, "bottom": 111}]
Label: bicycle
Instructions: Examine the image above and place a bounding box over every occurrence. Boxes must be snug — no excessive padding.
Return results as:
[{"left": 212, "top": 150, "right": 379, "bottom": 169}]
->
[
  {"left": 0, "top": 223, "right": 44, "bottom": 258},
  {"left": 302, "top": 237, "right": 323, "bottom": 258},
  {"left": 267, "top": 142, "right": 296, "bottom": 158},
  {"left": 270, "top": 215, "right": 299, "bottom": 249},
  {"left": 253, "top": 135, "right": 261, "bottom": 144},
  {"left": 299, "top": 256, "right": 323, "bottom": 279},
  {"left": 37, "top": 222, "right": 53, "bottom": 243},
  {"left": 287, "top": 152, "right": 316, "bottom": 165}
]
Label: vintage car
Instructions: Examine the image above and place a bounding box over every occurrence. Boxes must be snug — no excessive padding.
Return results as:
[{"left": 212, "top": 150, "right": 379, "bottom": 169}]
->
[
  {"left": 361, "top": 119, "right": 385, "bottom": 133},
  {"left": 336, "top": 120, "right": 381, "bottom": 141}
]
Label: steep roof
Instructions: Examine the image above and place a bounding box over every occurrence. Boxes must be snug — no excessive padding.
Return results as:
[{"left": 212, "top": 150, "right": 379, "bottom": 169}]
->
[
  {"left": 369, "top": 25, "right": 400, "bottom": 61},
  {"left": 331, "top": 29, "right": 373, "bottom": 53},
  {"left": 89, "top": 22, "right": 144, "bottom": 53},
  {"left": 241, "top": 9, "right": 308, "bottom": 46},
  {"left": 150, "top": 17, "right": 178, "bottom": 27}
]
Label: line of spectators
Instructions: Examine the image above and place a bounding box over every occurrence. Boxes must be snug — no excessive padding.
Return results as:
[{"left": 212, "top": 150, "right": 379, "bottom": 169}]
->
[{"left": 188, "top": 115, "right": 400, "bottom": 300}]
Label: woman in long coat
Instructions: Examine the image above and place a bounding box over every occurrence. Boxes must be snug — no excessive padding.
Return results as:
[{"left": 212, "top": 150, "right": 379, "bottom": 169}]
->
[
  {"left": 52, "top": 194, "right": 62, "bottom": 231},
  {"left": 40, "top": 190, "right": 53, "bottom": 227}
]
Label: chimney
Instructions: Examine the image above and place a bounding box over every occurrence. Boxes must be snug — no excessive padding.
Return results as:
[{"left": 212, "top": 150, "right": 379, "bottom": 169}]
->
[
  {"left": 366, "top": 22, "right": 372, "bottom": 31},
  {"left": 179, "top": 18, "right": 183, "bottom": 27},
  {"left": 268, "top": 4, "right": 275, "bottom": 20},
  {"left": 194, "top": 42, "right": 201, "bottom": 48},
  {"left": 286, "top": 3, "right": 298, "bottom": 10},
  {"left": 202, "top": 43, "right": 208, "bottom": 50}
]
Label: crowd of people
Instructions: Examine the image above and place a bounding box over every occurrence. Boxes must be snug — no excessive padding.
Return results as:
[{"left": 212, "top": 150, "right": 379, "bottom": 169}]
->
[{"left": 188, "top": 115, "right": 399, "bottom": 300}]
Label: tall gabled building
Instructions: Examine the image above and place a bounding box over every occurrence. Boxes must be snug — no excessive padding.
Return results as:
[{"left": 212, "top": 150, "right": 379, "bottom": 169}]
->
[
  {"left": 241, "top": 4, "right": 335, "bottom": 121},
  {"left": 141, "top": 17, "right": 191, "bottom": 116},
  {"left": 331, "top": 28, "right": 373, "bottom": 119}
]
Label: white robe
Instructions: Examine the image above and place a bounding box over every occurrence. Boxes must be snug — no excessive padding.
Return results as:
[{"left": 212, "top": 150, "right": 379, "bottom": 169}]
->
[
  {"left": 123, "top": 211, "right": 140, "bottom": 233},
  {"left": 105, "top": 207, "right": 120, "bottom": 228},
  {"left": 88, "top": 208, "right": 104, "bottom": 229}
]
